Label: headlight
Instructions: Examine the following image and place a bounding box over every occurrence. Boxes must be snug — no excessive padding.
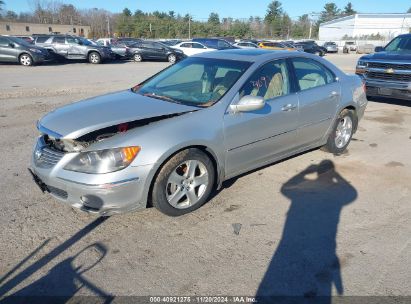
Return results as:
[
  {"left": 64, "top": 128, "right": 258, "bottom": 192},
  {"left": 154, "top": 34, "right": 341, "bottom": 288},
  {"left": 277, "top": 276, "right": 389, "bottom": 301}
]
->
[
  {"left": 29, "top": 48, "right": 42, "bottom": 54},
  {"left": 64, "top": 146, "right": 140, "bottom": 174},
  {"left": 357, "top": 60, "right": 367, "bottom": 68}
]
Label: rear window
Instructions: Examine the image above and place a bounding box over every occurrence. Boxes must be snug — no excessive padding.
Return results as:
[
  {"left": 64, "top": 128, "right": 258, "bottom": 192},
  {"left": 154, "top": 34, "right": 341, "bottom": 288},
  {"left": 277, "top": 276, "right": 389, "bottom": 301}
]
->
[{"left": 35, "top": 36, "right": 49, "bottom": 43}]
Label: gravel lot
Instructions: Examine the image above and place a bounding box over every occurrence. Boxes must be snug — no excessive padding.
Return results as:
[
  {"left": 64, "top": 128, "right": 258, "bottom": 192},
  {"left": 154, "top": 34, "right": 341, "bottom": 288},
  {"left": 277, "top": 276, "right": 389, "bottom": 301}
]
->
[{"left": 0, "top": 54, "right": 410, "bottom": 300}]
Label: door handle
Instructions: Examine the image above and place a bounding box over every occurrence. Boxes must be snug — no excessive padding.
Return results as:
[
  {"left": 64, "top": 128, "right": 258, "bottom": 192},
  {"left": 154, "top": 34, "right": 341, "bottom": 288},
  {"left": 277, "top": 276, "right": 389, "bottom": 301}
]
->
[
  {"left": 281, "top": 104, "right": 297, "bottom": 111},
  {"left": 329, "top": 91, "right": 340, "bottom": 97}
]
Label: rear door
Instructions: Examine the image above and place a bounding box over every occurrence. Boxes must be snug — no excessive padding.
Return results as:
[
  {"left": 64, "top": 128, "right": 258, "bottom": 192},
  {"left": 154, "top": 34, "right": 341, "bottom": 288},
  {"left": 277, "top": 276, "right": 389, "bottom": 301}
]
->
[
  {"left": 224, "top": 59, "right": 300, "bottom": 177},
  {"left": 66, "top": 37, "right": 84, "bottom": 58},
  {"left": 139, "top": 42, "right": 158, "bottom": 59},
  {"left": 290, "top": 57, "right": 340, "bottom": 148},
  {"left": 52, "top": 36, "right": 69, "bottom": 57}
]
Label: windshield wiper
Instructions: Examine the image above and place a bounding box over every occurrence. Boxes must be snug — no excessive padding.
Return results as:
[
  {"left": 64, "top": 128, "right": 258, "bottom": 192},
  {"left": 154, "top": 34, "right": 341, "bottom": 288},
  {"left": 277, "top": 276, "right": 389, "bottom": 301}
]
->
[{"left": 143, "top": 92, "right": 181, "bottom": 104}]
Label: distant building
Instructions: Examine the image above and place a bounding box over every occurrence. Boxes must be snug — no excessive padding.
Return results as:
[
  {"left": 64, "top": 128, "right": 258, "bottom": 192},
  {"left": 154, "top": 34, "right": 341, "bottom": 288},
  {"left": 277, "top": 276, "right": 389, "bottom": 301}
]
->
[
  {"left": 319, "top": 13, "right": 411, "bottom": 41},
  {"left": 0, "top": 21, "right": 91, "bottom": 37}
]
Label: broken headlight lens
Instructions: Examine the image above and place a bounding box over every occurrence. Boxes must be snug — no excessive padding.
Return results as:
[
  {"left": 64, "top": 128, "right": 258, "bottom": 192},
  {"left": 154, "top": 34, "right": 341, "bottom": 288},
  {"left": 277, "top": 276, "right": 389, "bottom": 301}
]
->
[{"left": 64, "top": 146, "right": 140, "bottom": 174}]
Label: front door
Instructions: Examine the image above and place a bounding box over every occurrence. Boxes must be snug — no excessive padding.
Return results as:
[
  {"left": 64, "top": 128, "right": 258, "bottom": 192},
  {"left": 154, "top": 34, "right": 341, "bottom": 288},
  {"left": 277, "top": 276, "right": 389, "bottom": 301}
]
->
[{"left": 224, "top": 59, "right": 300, "bottom": 177}]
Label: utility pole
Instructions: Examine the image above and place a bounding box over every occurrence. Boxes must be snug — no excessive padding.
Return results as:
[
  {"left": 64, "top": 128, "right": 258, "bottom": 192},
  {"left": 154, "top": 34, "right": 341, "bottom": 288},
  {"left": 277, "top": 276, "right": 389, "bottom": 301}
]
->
[
  {"left": 107, "top": 15, "right": 110, "bottom": 37},
  {"left": 188, "top": 16, "right": 191, "bottom": 39},
  {"left": 309, "top": 12, "right": 320, "bottom": 40},
  {"left": 309, "top": 19, "right": 312, "bottom": 39}
]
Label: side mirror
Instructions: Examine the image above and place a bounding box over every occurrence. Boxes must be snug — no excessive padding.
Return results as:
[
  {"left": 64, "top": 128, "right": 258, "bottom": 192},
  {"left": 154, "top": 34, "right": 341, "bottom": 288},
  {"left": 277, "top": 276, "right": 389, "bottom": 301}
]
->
[
  {"left": 230, "top": 95, "right": 265, "bottom": 113},
  {"left": 374, "top": 46, "right": 384, "bottom": 53},
  {"left": 78, "top": 40, "right": 83, "bottom": 45},
  {"left": 9, "top": 43, "right": 15, "bottom": 48}
]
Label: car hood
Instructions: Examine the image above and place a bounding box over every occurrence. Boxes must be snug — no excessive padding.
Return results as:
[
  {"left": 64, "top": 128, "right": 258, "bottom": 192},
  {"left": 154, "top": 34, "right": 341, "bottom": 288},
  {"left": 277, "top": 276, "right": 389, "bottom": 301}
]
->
[
  {"left": 38, "top": 90, "right": 199, "bottom": 139},
  {"left": 360, "top": 51, "right": 411, "bottom": 61}
]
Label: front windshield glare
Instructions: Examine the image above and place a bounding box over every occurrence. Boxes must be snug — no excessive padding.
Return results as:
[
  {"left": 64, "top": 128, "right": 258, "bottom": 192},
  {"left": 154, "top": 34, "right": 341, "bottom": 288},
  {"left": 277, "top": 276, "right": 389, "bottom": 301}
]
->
[
  {"left": 134, "top": 57, "right": 251, "bottom": 107},
  {"left": 385, "top": 36, "right": 411, "bottom": 52}
]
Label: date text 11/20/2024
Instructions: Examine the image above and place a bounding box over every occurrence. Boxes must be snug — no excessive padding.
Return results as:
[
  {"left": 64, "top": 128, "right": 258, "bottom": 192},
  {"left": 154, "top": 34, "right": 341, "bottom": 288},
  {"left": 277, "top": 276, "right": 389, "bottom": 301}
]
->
[{"left": 149, "top": 296, "right": 257, "bottom": 303}]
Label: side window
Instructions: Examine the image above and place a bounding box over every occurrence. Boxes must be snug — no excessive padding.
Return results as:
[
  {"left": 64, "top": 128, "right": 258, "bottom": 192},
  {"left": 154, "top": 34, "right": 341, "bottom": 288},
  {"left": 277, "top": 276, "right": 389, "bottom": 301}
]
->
[
  {"left": 192, "top": 43, "right": 205, "bottom": 49},
  {"left": 66, "top": 37, "right": 79, "bottom": 44},
  {"left": 152, "top": 43, "right": 164, "bottom": 50},
  {"left": 292, "top": 58, "right": 335, "bottom": 91},
  {"left": 0, "top": 37, "right": 10, "bottom": 46},
  {"left": 141, "top": 42, "right": 153, "bottom": 48},
  {"left": 180, "top": 43, "right": 191, "bottom": 48},
  {"left": 240, "top": 59, "right": 290, "bottom": 100},
  {"left": 217, "top": 40, "right": 230, "bottom": 48},
  {"left": 52, "top": 37, "right": 65, "bottom": 44}
]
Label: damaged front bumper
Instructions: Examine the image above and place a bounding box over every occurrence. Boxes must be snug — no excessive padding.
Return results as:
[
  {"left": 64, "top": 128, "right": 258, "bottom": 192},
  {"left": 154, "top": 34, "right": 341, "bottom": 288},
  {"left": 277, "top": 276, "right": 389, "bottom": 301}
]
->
[{"left": 30, "top": 136, "right": 153, "bottom": 216}]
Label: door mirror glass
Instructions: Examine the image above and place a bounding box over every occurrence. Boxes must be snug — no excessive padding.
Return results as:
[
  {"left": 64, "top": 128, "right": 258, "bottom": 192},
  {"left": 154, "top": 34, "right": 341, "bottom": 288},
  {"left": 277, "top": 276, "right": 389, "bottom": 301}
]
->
[
  {"left": 230, "top": 95, "right": 265, "bottom": 113},
  {"left": 374, "top": 46, "right": 384, "bottom": 52}
]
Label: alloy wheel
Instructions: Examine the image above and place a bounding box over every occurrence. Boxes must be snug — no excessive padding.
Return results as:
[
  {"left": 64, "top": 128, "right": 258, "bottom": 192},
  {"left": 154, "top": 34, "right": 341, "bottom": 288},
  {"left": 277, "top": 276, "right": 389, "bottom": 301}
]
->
[
  {"left": 165, "top": 160, "right": 209, "bottom": 209},
  {"left": 335, "top": 116, "right": 353, "bottom": 148},
  {"left": 90, "top": 53, "right": 100, "bottom": 64},
  {"left": 168, "top": 54, "right": 176, "bottom": 63},
  {"left": 20, "top": 55, "right": 32, "bottom": 66}
]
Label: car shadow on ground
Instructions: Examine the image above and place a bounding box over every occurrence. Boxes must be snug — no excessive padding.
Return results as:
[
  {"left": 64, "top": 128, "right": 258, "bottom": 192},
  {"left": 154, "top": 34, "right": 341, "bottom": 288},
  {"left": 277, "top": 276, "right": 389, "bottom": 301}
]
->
[
  {"left": 0, "top": 217, "right": 113, "bottom": 303},
  {"left": 255, "top": 160, "right": 357, "bottom": 303},
  {"left": 368, "top": 96, "right": 410, "bottom": 107}
]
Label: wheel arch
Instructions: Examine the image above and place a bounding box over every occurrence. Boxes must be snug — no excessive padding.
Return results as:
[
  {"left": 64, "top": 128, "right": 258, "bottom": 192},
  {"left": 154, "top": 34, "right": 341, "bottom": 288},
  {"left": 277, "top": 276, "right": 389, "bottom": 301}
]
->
[
  {"left": 342, "top": 105, "right": 358, "bottom": 133},
  {"left": 145, "top": 144, "right": 223, "bottom": 208},
  {"left": 18, "top": 52, "right": 33, "bottom": 65}
]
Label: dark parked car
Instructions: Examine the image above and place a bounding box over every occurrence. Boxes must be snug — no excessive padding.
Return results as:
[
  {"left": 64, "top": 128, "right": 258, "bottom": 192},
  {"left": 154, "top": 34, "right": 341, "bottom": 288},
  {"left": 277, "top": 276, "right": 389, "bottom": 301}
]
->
[
  {"left": 0, "top": 35, "right": 50, "bottom": 66},
  {"left": 128, "top": 40, "right": 185, "bottom": 63},
  {"left": 295, "top": 41, "right": 326, "bottom": 56},
  {"left": 116, "top": 37, "right": 142, "bottom": 45},
  {"left": 192, "top": 38, "right": 238, "bottom": 50},
  {"left": 34, "top": 35, "right": 114, "bottom": 64},
  {"left": 356, "top": 34, "right": 411, "bottom": 101},
  {"left": 109, "top": 42, "right": 132, "bottom": 59}
]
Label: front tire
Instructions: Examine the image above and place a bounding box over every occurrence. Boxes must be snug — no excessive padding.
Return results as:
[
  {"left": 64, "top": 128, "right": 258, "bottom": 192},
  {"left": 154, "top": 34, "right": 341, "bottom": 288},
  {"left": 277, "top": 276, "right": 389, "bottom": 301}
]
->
[
  {"left": 152, "top": 149, "right": 215, "bottom": 216},
  {"left": 19, "top": 53, "right": 33, "bottom": 66},
  {"left": 167, "top": 53, "right": 177, "bottom": 63},
  {"left": 133, "top": 53, "right": 143, "bottom": 62},
  {"left": 323, "top": 109, "right": 355, "bottom": 154},
  {"left": 88, "top": 52, "right": 101, "bottom": 64}
]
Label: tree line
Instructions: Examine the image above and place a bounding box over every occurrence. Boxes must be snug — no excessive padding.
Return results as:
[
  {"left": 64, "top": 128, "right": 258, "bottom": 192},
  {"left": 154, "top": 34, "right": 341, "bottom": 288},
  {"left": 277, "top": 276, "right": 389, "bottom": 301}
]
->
[{"left": 1, "top": 1, "right": 407, "bottom": 39}]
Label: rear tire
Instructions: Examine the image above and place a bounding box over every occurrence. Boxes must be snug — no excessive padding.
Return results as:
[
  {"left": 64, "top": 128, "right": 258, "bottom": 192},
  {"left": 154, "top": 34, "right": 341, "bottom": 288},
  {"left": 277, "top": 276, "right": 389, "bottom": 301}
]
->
[
  {"left": 152, "top": 149, "right": 215, "bottom": 216},
  {"left": 322, "top": 109, "right": 356, "bottom": 154},
  {"left": 19, "top": 53, "right": 33, "bottom": 66},
  {"left": 88, "top": 52, "right": 101, "bottom": 64}
]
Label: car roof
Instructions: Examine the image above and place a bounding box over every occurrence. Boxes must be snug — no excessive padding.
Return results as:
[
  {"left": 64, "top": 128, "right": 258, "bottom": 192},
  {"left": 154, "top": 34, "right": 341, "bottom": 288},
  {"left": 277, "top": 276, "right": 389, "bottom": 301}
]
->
[
  {"left": 396, "top": 33, "right": 411, "bottom": 38},
  {"left": 192, "top": 49, "right": 307, "bottom": 62}
]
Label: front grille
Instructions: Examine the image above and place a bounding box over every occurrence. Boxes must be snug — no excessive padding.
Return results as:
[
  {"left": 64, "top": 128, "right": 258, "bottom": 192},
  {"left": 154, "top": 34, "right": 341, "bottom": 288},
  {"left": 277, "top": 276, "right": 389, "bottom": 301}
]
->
[
  {"left": 366, "top": 72, "right": 411, "bottom": 82},
  {"left": 368, "top": 62, "right": 411, "bottom": 70},
  {"left": 36, "top": 146, "right": 65, "bottom": 168},
  {"left": 48, "top": 185, "right": 68, "bottom": 199}
]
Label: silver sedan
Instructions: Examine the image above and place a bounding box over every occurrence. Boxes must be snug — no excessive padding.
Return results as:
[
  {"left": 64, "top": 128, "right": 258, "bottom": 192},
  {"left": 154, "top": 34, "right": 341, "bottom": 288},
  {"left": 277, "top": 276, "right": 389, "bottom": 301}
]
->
[{"left": 30, "top": 49, "right": 368, "bottom": 216}]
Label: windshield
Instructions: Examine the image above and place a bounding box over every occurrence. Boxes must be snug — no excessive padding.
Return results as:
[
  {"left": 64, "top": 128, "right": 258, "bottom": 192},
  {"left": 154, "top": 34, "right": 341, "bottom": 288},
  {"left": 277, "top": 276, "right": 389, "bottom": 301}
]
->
[
  {"left": 8, "top": 36, "right": 32, "bottom": 47},
  {"left": 385, "top": 36, "right": 411, "bottom": 52},
  {"left": 133, "top": 57, "right": 251, "bottom": 107}
]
